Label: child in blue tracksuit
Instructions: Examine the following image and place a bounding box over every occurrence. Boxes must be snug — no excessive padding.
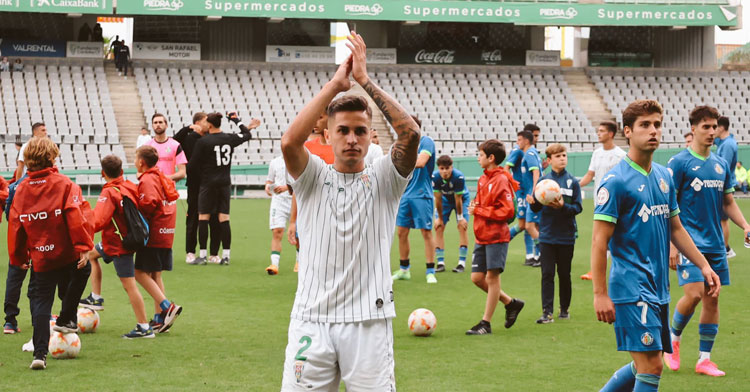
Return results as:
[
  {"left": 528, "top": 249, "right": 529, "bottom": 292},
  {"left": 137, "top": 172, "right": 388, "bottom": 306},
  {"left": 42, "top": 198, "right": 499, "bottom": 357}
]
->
[{"left": 529, "top": 144, "right": 582, "bottom": 324}]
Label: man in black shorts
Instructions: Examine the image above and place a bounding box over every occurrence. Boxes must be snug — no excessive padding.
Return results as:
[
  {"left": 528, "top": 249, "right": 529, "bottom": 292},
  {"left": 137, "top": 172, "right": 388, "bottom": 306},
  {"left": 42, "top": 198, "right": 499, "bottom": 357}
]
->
[{"left": 188, "top": 112, "right": 260, "bottom": 265}]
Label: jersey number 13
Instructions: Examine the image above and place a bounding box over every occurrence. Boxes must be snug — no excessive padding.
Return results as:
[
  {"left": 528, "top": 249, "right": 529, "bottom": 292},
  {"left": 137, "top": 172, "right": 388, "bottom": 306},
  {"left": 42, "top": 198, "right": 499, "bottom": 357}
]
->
[{"left": 214, "top": 145, "right": 231, "bottom": 166}]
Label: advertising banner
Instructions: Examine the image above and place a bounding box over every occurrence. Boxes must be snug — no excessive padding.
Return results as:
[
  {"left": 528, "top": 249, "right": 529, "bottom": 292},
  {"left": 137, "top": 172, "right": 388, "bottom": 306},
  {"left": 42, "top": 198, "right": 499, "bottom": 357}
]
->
[
  {"left": 398, "top": 48, "right": 524, "bottom": 66},
  {"left": 116, "top": 1, "right": 740, "bottom": 27},
  {"left": 589, "top": 52, "right": 653, "bottom": 68},
  {"left": 266, "top": 45, "right": 334, "bottom": 63},
  {"left": 366, "top": 48, "right": 396, "bottom": 64},
  {"left": 66, "top": 41, "right": 104, "bottom": 58},
  {"left": 526, "top": 50, "right": 560, "bottom": 66},
  {"left": 132, "top": 42, "right": 201, "bottom": 60},
  {"left": 0, "top": 0, "right": 112, "bottom": 14},
  {"left": 0, "top": 39, "right": 66, "bottom": 57}
]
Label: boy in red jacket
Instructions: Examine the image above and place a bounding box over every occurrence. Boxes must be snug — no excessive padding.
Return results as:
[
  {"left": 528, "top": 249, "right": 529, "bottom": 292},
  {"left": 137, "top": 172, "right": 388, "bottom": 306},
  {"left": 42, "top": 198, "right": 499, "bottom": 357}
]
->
[
  {"left": 84, "top": 155, "right": 154, "bottom": 338},
  {"left": 135, "top": 146, "right": 182, "bottom": 333},
  {"left": 7, "top": 137, "right": 94, "bottom": 370},
  {"left": 466, "top": 139, "right": 525, "bottom": 335}
]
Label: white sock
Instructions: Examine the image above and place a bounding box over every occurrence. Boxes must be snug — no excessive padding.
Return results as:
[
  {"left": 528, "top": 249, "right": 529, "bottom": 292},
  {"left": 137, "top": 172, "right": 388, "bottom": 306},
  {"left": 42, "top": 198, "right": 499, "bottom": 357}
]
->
[
  {"left": 526, "top": 253, "right": 534, "bottom": 259},
  {"left": 699, "top": 351, "right": 711, "bottom": 362},
  {"left": 199, "top": 249, "right": 207, "bottom": 258},
  {"left": 271, "top": 253, "right": 281, "bottom": 267},
  {"left": 222, "top": 249, "right": 230, "bottom": 258},
  {"left": 459, "top": 260, "right": 466, "bottom": 266},
  {"left": 91, "top": 293, "right": 102, "bottom": 300},
  {"left": 671, "top": 332, "right": 681, "bottom": 342},
  {"left": 295, "top": 250, "right": 299, "bottom": 262},
  {"left": 138, "top": 323, "right": 150, "bottom": 330}
]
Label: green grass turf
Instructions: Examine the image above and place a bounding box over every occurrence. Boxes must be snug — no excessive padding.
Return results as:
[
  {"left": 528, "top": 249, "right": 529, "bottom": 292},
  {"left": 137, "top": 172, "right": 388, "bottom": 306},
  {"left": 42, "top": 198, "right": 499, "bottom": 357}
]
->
[{"left": 1, "top": 198, "right": 749, "bottom": 391}]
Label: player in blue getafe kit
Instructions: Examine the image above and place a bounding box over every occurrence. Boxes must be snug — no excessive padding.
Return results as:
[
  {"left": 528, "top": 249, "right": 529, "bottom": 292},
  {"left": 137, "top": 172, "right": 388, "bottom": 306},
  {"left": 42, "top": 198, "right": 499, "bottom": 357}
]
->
[
  {"left": 506, "top": 132, "right": 537, "bottom": 264},
  {"left": 432, "top": 155, "right": 470, "bottom": 273},
  {"left": 517, "top": 130, "right": 541, "bottom": 267},
  {"left": 663, "top": 106, "right": 750, "bottom": 377},
  {"left": 393, "top": 121, "right": 438, "bottom": 283},
  {"left": 592, "top": 100, "right": 720, "bottom": 392},
  {"left": 714, "top": 116, "right": 739, "bottom": 258}
]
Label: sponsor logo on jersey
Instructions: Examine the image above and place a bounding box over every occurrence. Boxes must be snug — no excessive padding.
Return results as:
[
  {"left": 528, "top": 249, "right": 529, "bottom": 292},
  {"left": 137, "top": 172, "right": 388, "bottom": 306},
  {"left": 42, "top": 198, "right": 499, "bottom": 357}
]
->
[
  {"left": 690, "top": 178, "right": 724, "bottom": 192},
  {"left": 641, "top": 332, "right": 654, "bottom": 346},
  {"left": 602, "top": 174, "right": 615, "bottom": 183},
  {"left": 19, "top": 209, "right": 62, "bottom": 222},
  {"left": 638, "top": 204, "right": 670, "bottom": 223},
  {"left": 638, "top": 184, "right": 645, "bottom": 192},
  {"left": 692, "top": 166, "right": 701, "bottom": 171}
]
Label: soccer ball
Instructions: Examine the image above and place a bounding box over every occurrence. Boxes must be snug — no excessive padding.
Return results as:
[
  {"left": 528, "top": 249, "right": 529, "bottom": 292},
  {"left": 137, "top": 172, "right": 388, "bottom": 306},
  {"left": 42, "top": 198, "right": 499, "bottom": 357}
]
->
[
  {"left": 48, "top": 332, "right": 81, "bottom": 359},
  {"left": 77, "top": 308, "right": 100, "bottom": 333},
  {"left": 407, "top": 308, "right": 437, "bottom": 337},
  {"left": 534, "top": 179, "right": 562, "bottom": 206}
]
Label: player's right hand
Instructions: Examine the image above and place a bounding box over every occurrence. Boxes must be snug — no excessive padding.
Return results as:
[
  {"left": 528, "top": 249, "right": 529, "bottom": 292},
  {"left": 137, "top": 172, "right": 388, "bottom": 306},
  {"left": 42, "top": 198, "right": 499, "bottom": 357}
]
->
[
  {"left": 434, "top": 217, "right": 444, "bottom": 230},
  {"left": 330, "top": 54, "right": 352, "bottom": 93},
  {"left": 274, "top": 185, "right": 288, "bottom": 194},
  {"left": 346, "top": 31, "right": 370, "bottom": 86},
  {"left": 287, "top": 223, "right": 298, "bottom": 246},
  {"left": 227, "top": 111, "right": 240, "bottom": 124},
  {"left": 468, "top": 201, "right": 475, "bottom": 216},
  {"left": 264, "top": 184, "right": 273, "bottom": 197},
  {"left": 668, "top": 244, "right": 679, "bottom": 270},
  {"left": 594, "top": 293, "right": 615, "bottom": 324}
]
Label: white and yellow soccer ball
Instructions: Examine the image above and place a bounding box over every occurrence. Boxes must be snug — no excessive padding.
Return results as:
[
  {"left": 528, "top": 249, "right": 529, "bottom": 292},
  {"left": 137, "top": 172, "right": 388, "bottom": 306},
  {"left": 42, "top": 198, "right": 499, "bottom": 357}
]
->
[
  {"left": 534, "top": 179, "right": 562, "bottom": 206},
  {"left": 77, "top": 308, "right": 100, "bottom": 333},
  {"left": 408, "top": 308, "right": 437, "bottom": 337},
  {"left": 48, "top": 332, "right": 81, "bottom": 359}
]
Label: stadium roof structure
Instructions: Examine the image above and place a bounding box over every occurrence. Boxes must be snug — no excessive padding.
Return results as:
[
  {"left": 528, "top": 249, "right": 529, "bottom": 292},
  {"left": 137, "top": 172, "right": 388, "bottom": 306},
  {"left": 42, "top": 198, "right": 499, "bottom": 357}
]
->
[{"left": 0, "top": 1, "right": 740, "bottom": 28}]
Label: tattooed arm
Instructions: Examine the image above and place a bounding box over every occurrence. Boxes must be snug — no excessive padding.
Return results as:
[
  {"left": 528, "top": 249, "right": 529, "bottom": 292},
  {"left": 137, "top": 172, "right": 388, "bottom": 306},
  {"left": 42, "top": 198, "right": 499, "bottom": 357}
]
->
[{"left": 346, "top": 32, "right": 420, "bottom": 177}]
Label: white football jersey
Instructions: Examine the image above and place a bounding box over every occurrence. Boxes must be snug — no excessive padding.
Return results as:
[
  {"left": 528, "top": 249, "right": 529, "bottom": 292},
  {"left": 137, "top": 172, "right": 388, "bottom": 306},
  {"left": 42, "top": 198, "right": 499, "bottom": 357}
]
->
[
  {"left": 290, "top": 154, "right": 409, "bottom": 323},
  {"left": 589, "top": 146, "right": 626, "bottom": 198},
  {"left": 267, "top": 155, "right": 292, "bottom": 202}
]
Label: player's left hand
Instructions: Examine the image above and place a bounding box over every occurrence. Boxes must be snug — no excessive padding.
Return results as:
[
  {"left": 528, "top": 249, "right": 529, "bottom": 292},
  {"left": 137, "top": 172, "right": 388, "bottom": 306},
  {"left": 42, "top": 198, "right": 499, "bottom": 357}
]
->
[
  {"left": 346, "top": 31, "right": 369, "bottom": 86},
  {"left": 227, "top": 111, "right": 240, "bottom": 124},
  {"left": 525, "top": 194, "right": 535, "bottom": 204},
  {"left": 548, "top": 195, "right": 564, "bottom": 209},
  {"left": 668, "top": 244, "right": 679, "bottom": 270},
  {"left": 77, "top": 252, "right": 89, "bottom": 269},
  {"left": 743, "top": 226, "right": 750, "bottom": 248},
  {"left": 457, "top": 217, "right": 468, "bottom": 231},
  {"left": 468, "top": 201, "right": 475, "bottom": 216},
  {"left": 593, "top": 293, "right": 615, "bottom": 324},
  {"left": 274, "top": 185, "right": 288, "bottom": 194},
  {"left": 433, "top": 217, "right": 444, "bottom": 230},
  {"left": 701, "top": 267, "right": 721, "bottom": 297},
  {"left": 248, "top": 118, "right": 261, "bottom": 130}
]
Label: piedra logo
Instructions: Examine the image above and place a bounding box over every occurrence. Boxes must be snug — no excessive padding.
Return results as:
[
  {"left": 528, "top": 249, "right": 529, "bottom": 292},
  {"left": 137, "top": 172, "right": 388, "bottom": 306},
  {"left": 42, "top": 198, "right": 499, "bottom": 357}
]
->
[
  {"left": 143, "top": 0, "right": 184, "bottom": 11},
  {"left": 539, "top": 7, "right": 578, "bottom": 20},
  {"left": 415, "top": 49, "right": 455, "bottom": 64},
  {"left": 344, "top": 3, "right": 383, "bottom": 16}
]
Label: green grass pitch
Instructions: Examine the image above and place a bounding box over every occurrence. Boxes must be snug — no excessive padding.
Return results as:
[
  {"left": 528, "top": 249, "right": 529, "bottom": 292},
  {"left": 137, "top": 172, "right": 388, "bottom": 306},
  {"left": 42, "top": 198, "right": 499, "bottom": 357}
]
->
[{"left": 1, "top": 198, "right": 749, "bottom": 391}]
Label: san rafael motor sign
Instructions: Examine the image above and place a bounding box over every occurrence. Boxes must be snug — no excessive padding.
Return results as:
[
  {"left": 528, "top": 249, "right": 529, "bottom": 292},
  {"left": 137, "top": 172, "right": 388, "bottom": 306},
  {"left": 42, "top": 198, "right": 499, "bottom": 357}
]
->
[
  {"left": 0, "top": 0, "right": 111, "bottom": 13},
  {"left": 115, "top": 1, "right": 739, "bottom": 27}
]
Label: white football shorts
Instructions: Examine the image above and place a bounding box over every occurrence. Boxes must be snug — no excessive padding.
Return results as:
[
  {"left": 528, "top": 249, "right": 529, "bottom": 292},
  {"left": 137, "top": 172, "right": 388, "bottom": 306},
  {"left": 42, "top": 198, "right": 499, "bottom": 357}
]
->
[{"left": 269, "top": 197, "right": 292, "bottom": 230}]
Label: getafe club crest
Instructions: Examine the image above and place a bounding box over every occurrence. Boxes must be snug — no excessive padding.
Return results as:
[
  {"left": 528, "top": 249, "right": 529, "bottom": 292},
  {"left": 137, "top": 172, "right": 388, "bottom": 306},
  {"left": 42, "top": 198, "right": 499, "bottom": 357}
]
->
[
  {"left": 682, "top": 270, "right": 689, "bottom": 280},
  {"left": 641, "top": 332, "right": 654, "bottom": 346},
  {"left": 295, "top": 361, "right": 304, "bottom": 383},
  {"left": 715, "top": 163, "right": 723, "bottom": 174},
  {"left": 659, "top": 178, "right": 669, "bottom": 193}
]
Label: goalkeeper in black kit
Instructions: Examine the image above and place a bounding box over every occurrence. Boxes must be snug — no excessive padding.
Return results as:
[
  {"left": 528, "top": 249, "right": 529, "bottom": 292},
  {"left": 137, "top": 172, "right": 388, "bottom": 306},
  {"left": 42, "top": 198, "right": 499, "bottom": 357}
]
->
[{"left": 187, "top": 112, "right": 261, "bottom": 265}]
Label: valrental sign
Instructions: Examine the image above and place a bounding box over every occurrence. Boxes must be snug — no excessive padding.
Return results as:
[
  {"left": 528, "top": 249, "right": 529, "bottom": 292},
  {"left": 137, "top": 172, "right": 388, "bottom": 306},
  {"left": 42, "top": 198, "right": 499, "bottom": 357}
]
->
[
  {"left": 115, "top": 1, "right": 740, "bottom": 27},
  {"left": 0, "top": 0, "right": 112, "bottom": 14}
]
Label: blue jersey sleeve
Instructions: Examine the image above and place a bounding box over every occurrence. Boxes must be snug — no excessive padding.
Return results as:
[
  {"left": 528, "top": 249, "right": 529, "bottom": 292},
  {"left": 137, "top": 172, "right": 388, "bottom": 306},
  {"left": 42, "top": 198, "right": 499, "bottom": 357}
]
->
[
  {"left": 667, "top": 155, "right": 685, "bottom": 197},
  {"left": 668, "top": 174, "right": 680, "bottom": 217},
  {"left": 593, "top": 174, "right": 620, "bottom": 223},
  {"left": 432, "top": 171, "right": 441, "bottom": 191},
  {"left": 523, "top": 151, "right": 540, "bottom": 172},
  {"left": 420, "top": 137, "right": 435, "bottom": 157},
  {"left": 722, "top": 158, "right": 735, "bottom": 193},
  {"left": 506, "top": 149, "right": 522, "bottom": 167}
]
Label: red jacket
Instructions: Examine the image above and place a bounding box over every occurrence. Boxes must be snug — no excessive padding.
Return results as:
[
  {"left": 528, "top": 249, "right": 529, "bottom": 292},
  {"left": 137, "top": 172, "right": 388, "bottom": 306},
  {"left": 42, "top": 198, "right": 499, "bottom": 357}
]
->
[
  {"left": 8, "top": 167, "right": 94, "bottom": 272},
  {"left": 473, "top": 167, "right": 519, "bottom": 245},
  {"left": 137, "top": 168, "right": 176, "bottom": 249},
  {"left": 0, "top": 177, "right": 8, "bottom": 222},
  {"left": 94, "top": 177, "right": 139, "bottom": 257}
]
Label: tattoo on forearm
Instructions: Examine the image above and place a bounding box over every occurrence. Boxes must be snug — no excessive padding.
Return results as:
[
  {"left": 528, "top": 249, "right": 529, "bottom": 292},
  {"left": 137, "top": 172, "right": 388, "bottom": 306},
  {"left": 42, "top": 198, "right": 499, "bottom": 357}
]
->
[{"left": 361, "top": 80, "right": 420, "bottom": 176}]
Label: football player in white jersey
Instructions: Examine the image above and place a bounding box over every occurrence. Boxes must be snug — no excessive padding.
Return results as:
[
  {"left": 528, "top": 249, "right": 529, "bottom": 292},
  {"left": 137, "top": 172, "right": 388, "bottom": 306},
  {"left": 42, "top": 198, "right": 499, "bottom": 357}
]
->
[
  {"left": 279, "top": 32, "right": 419, "bottom": 391},
  {"left": 265, "top": 155, "right": 293, "bottom": 275}
]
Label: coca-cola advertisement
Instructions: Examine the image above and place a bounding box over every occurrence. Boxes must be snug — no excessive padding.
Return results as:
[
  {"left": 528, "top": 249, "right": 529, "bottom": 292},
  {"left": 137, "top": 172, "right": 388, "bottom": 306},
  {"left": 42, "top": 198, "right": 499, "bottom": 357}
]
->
[{"left": 397, "top": 48, "right": 524, "bottom": 65}]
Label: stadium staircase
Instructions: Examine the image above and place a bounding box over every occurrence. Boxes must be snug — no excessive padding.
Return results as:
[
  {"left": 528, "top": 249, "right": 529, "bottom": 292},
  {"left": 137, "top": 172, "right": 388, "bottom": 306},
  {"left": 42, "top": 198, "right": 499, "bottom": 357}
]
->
[
  {"left": 562, "top": 69, "right": 624, "bottom": 147},
  {"left": 347, "top": 84, "right": 394, "bottom": 152},
  {"left": 105, "top": 61, "right": 146, "bottom": 165}
]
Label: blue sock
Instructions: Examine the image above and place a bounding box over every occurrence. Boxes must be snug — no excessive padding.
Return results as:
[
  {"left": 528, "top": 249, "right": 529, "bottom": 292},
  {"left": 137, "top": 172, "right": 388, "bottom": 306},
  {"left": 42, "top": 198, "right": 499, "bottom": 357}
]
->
[
  {"left": 633, "top": 374, "right": 660, "bottom": 392},
  {"left": 154, "top": 313, "right": 164, "bottom": 323},
  {"left": 509, "top": 225, "right": 519, "bottom": 240},
  {"left": 524, "top": 232, "right": 534, "bottom": 256},
  {"left": 159, "top": 299, "right": 171, "bottom": 311},
  {"left": 426, "top": 262, "right": 435, "bottom": 275},
  {"left": 699, "top": 323, "right": 718, "bottom": 353},
  {"left": 436, "top": 248, "right": 445, "bottom": 265},
  {"left": 670, "top": 309, "right": 693, "bottom": 337},
  {"left": 458, "top": 246, "right": 468, "bottom": 264},
  {"left": 600, "top": 362, "right": 636, "bottom": 392},
  {"left": 399, "top": 259, "right": 410, "bottom": 270}
]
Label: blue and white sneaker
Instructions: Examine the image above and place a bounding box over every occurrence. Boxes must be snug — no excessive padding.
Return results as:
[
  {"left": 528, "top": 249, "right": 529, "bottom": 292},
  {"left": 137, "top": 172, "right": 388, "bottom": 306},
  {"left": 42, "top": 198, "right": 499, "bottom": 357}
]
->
[
  {"left": 79, "top": 294, "right": 104, "bottom": 311},
  {"left": 123, "top": 324, "right": 155, "bottom": 339}
]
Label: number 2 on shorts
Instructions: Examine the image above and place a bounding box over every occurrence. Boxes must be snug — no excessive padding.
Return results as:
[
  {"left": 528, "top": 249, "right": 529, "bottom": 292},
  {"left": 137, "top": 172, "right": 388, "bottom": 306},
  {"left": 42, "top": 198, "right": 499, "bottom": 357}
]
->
[
  {"left": 295, "top": 336, "right": 312, "bottom": 361},
  {"left": 636, "top": 301, "right": 648, "bottom": 325}
]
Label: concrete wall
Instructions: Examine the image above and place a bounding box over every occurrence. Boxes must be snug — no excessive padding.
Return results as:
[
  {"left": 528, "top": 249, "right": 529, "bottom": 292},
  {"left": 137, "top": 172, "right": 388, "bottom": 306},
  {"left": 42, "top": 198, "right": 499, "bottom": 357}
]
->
[{"left": 654, "top": 26, "right": 716, "bottom": 69}]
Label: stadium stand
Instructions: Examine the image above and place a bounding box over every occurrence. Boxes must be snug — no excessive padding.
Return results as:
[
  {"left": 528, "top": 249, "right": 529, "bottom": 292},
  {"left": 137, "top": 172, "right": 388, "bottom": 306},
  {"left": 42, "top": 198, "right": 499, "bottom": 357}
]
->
[
  {"left": 0, "top": 59, "right": 126, "bottom": 174},
  {"left": 589, "top": 68, "right": 750, "bottom": 147}
]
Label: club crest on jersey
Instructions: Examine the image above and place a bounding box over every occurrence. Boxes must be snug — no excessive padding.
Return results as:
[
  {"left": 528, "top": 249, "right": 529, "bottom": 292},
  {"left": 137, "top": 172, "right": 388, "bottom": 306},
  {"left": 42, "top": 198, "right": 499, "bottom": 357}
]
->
[
  {"left": 715, "top": 164, "right": 723, "bottom": 174},
  {"left": 597, "top": 187, "right": 609, "bottom": 205},
  {"left": 294, "top": 361, "right": 304, "bottom": 383},
  {"left": 641, "top": 332, "right": 654, "bottom": 346},
  {"left": 659, "top": 178, "right": 669, "bottom": 193},
  {"left": 166, "top": 147, "right": 171, "bottom": 153},
  {"left": 567, "top": 179, "right": 572, "bottom": 187},
  {"left": 360, "top": 174, "right": 371, "bottom": 188},
  {"left": 682, "top": 270, "right": 689, "bottom": 280},
  {"left": 521, "top": 167, "right": 527, "bottom": 173}
]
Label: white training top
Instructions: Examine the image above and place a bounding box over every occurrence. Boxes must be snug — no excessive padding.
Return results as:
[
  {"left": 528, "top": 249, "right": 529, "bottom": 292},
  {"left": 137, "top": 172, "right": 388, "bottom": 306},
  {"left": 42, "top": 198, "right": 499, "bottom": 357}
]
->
[
  {"left": 290, "top": 153, "right": 409, "bottom": 323},
  {"left": 136, "top": 134, "right": 152, "bottom": 148},
  {"left": 589, "top": 145, "right": 627, "bottom": 200},
  {"left": 267, "top": 155, "right": 292, "bottom": 202},
  {"left": 364, "top": 143, "right": 384, "bottom": 165}
]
